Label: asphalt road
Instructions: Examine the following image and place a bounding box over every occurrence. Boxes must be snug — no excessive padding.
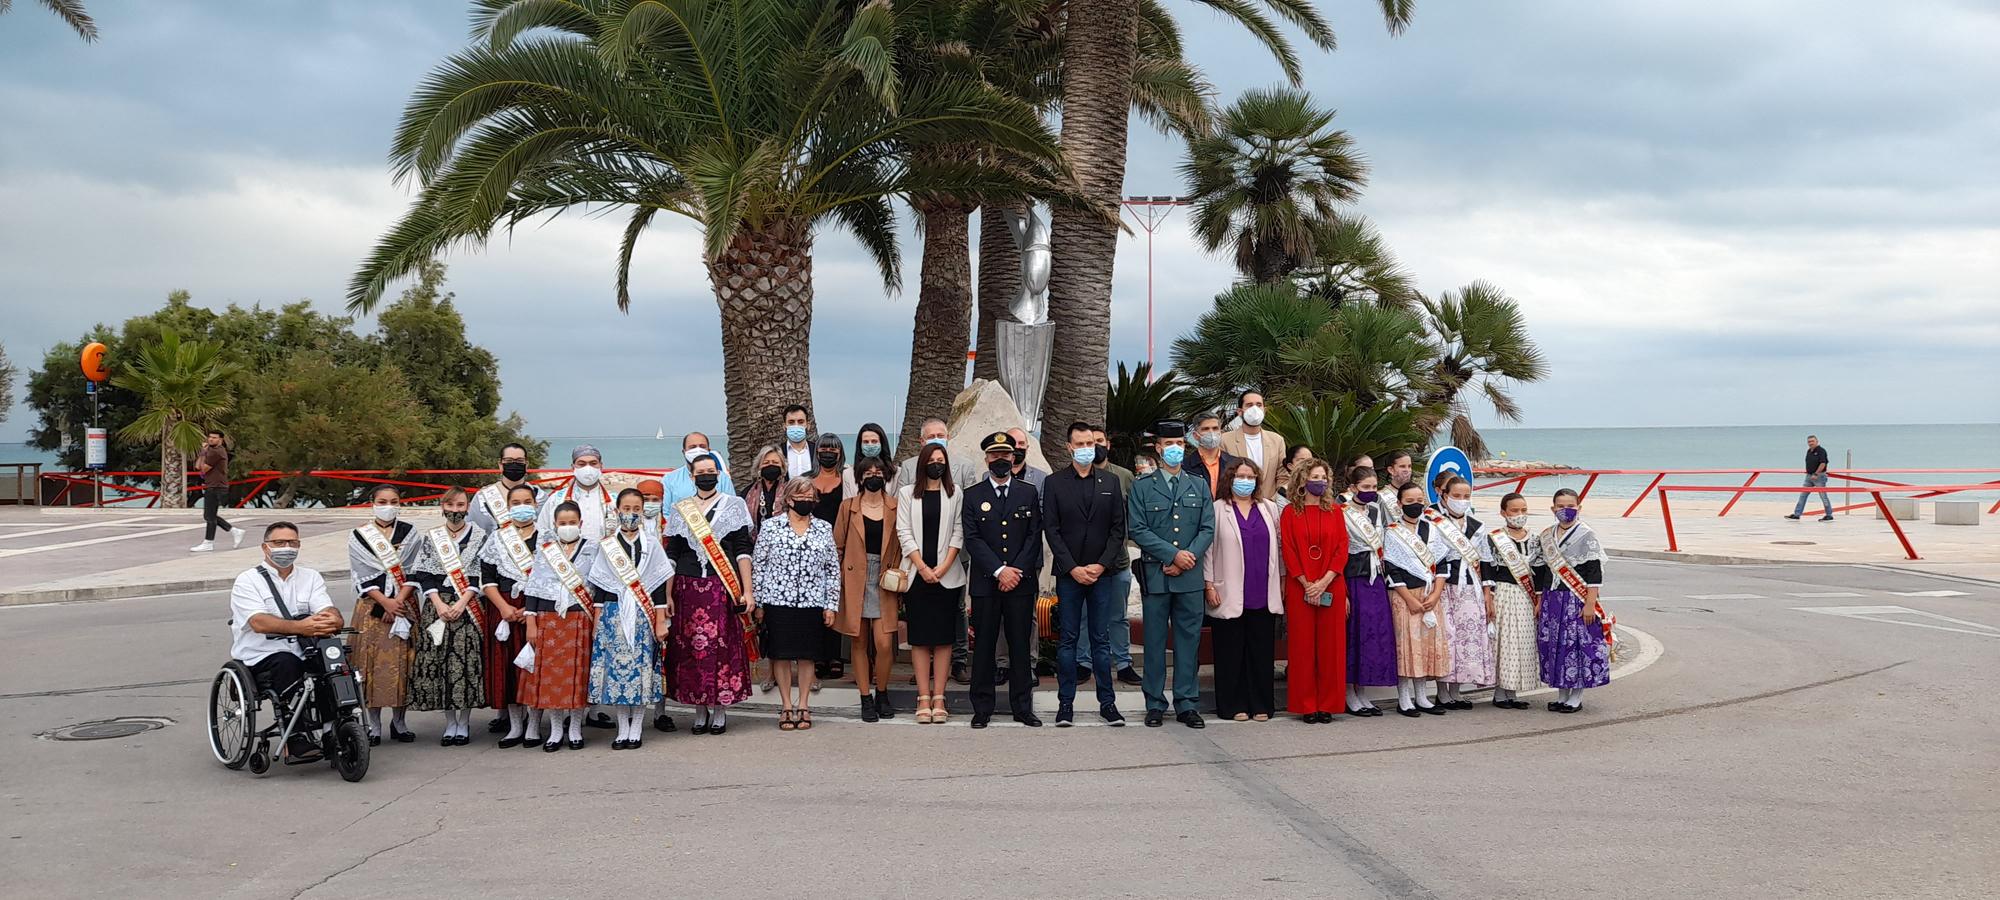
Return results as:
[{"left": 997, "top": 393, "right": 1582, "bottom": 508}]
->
[{"left": 1, "top": 559, "right": 1995, "bottom": 899}]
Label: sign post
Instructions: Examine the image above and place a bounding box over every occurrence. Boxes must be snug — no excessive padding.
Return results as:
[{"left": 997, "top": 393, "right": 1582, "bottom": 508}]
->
[
  {"left": 81, "top": 342, "right": 109, "bottom": 508},
  {"left": 1424, "top": 445, "right": 1473, "bottom": 505}
]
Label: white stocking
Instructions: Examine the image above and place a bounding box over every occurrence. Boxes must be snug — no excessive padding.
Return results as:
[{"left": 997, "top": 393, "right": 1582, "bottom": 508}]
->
[
  {"left": 524, "top": 708, "right": 542, "bottom": 741},
  {"left": 1346, "top": 685, "right": 1372, "bottom": 711},
  {"left": 566, "top": 710, "right": 584, "bottom": 742},
  {"left": 367, "top": 708, "right": 383, "bottom": 736},
  {"left": 504, "top": 705, "right": 526, "bottom": 740},
  {"left": 1396, "top": 678, "right": 1414, "bottom": 710},
  {"left": 710, "top": 707, "right": 725, "bottom": 730},
  {"left": 1412, "top": 680, "right": 1434, "bottom": 709},
  {"left": 695, "top": 706, "right": 711, "bottom": 729}
]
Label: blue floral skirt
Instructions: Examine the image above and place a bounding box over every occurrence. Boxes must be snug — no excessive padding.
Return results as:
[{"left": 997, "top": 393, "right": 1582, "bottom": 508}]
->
[{"left": 589, "top": 599, "right": 663, "bottom": 706}]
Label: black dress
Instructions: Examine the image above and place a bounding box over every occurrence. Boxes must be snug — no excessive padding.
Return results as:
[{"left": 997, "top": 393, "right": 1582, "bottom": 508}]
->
[{"left": 902, "top": 489, "right": 958, "bottom": 647}]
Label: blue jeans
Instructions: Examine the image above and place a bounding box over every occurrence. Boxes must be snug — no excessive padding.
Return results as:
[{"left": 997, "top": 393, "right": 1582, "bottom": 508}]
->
[
  {"left": 1106, "top": 569, "right": 1133, "bottom": 670},
  {"left": 1056, "top": 575, "right": 1120, "bottom": 709},
  {"left": 1793, "top": 473, "right": 1831, "bottom": 517}
]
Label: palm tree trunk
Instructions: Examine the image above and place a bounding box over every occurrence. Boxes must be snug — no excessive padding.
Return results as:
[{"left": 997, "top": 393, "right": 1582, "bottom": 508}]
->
[
  {"left": 972, "top": 203, "right": 1021, "bottom": 384},
  {"left": 711, "top": 222, "right": 816, "bottom": 485},
  {"left": 895, "top": 201, "right": 975, "bottom": 454},
  {"left": 160, "top": 427, "right": 187, "bottom": 509},
  {"left": 1041, "top": 0, "right": 1138, "bottom": 463}
]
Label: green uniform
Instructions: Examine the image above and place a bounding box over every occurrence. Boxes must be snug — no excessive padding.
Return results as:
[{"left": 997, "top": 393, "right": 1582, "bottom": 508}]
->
[{"left": 1126, "top": 468, "right": 1216, "bottom": 713}]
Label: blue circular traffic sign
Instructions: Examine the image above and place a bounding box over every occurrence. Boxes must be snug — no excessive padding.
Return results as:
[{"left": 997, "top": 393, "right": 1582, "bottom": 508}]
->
[{"left": 1425, "top": 446, "right": 1472, "bottom": 504}]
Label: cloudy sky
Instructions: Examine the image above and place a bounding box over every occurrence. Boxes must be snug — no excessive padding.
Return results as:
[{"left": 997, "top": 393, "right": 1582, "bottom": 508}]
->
[{"left": 2, "top": 0, "right": 1995, "bottom": 445}]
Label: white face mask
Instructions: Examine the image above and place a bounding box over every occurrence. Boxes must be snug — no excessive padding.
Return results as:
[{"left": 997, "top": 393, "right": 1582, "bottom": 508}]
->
[
  {"left": 1242, "top": 406, "right": 1265, "bottom": 427},
  {"left": 1445, "top": 498, "right": 1471, "bottom": 516},
  {"left": 372, "top": 504, "right": 399, "bottom": 523},
  {"left": 572, "top": 465, "right": 601, "bottom": 487},
  {"left": 684, "top": 447, "right": 708, "bottom": 465},
  {"left": 1504, "top": 514, "right": 1529, "bottom": 530},
  {"left": 556, "top": 524, "right": 582, "bottom": 543}
]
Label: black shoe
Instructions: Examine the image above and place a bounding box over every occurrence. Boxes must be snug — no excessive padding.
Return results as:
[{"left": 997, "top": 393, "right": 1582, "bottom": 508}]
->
[
  {"left": 543, "top": 740, "right": 563, "bottom": 752},
  {"left": 369, "top": 734, "right": 382, "bottom": 746},
  {"left": 1101, "top": 707, "right": 1126, "bottom": 726},
  {"left": 708, "top": 720, "right": 725, "bottom": 736},
  {"left": 390, "top": 725, "right": 415, "bottom": 743},
  {"left": 1035, "top": 658, "right": 1056, "bottom": 677},
  {"left": 1492, "top": 700, "right": 1512, "bottom": 710},
  {"left": 1013, "top": 712, "right": 1042, "bottom": 727},
  {"left": 455, "top": 735, "right": 471, "bottom": 746},
  {"left": 585, "top": 712, "right": 615, "bottom": 729},
  {"left": 993, "top": 669, "right": 1010, "bottom": 686},
  {"left": 874, "top": 691, "right": 896, "bottom": 719},
  {"left": 1075, "top": 666, "right": 1093, "bottom": 683},
  {"left": 1176, "top": 710, "right": 1205, "bottom": 729},
  {"left": 1818, "top": 515, "right": 1834, "bottom": 522},
  {"left": 691, "top": 720, "right": 711, "bottom": 736},
  {"left": 1556, "top": 704, "right": 1581, "bottom": 714},
  {"left": 1116, "top": 666, "right": 1142, "bottom": 686},
  {"left": 487, "top": 716, "right": 508, "bottom": 734},
  {"left": 440, "top": 734, "right": 455, "bottom": 747},
  {"left": 1398, "top": 707, "right": 1421, "bottom": 718},
  {"left": 1784, "top": 513, "right": 1801, "bottom": 520},
  {"left": 1055, "top": 703, "right": 1074, "bottom": 727},
  {"left": 952, "top": 663, "right": 972, "bottom": 685},
  {"left": 568, "top": 738, "right": 586, "bottom": 750},
  {"left": 654, "top": 714, "right": 677, "bottom": 733},
  {"left": 1144, "top": 710, "right": 1164, "bottom": 728},
  {"left": 1419, "top": 705, "right": 1446, "bottom": 716},
  {"left": 1547, "top": 701, "right": 1564, "bottom": 711},
  {"left": 631, "top": 737, "right": 643, "bottom": 749},
  {"left": 860, "top": 695, "right": 879, "bottom": 723},
  {"left": 1450, "top": 700, "right": 1475, "bottom": 711},
  {"left": 498, "top": 736, "right": 523, "bottom": 749},
  {"left": 1512, "top": 700, "right": 1533, "bottom": 710},
  {"left": 612, "top": 739, "right": 630, "bottom": 750},
  {"left": 970, "top": 715, "right": 990, "bottom": 729},
  {"left": 521, "top": 735, "right": 544, "bottom": 750}
]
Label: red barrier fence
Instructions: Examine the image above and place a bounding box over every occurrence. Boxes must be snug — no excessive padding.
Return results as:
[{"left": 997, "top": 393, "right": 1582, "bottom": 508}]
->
[
  {"left": 36, "top": 468, "right": 666, "bottom": 509},
  {"left": 1652, "top": 484, "right": 2000, "bottom": 561},
  {"left": 1470, "top": 468, "right": 2000, "bottom": 517}
]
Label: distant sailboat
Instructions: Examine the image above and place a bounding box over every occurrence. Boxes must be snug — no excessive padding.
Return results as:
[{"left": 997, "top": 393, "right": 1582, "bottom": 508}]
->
[{"left": 656, "top": 428, "right": 666, "bottom": 440}]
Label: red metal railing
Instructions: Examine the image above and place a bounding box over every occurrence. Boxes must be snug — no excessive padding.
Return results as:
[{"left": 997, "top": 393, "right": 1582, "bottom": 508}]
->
[
  {"left": 1471, "top": 468, "right": 2000, "bottom": 517},
  {"left": 37, "top": 468, "right": 672, "bottom": 509},
  {"left": 1652, "top": 483, "right": 2000, "bottom": 561}
]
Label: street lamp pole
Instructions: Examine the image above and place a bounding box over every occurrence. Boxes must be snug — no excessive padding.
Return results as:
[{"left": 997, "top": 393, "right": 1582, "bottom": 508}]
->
[{"left": 1120, "top": 196, "right": 1188, "bottom": 377}]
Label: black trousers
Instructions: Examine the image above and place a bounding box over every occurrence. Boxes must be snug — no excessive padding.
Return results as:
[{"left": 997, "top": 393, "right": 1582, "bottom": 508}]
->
[
  {"left": 250, "top": 652, "right": 306, "bottom": 703},
  {"left": 1210, "top": 608, "right": 1277, "bottom": 718},
  {"left": 202, "top": 486, "right": 233, "bottom": 540},
  {"left": 970, "top": 586, "right": 1036, "bottom": 718}
]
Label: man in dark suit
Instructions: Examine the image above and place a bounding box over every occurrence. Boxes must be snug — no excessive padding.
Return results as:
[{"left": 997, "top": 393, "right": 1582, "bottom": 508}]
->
[
  {"left": 961, "top": 431, "right": 1045, "bottom": 727},
  {"left": 1042, "top": 421, "right": 1129, "bottom": 727}
]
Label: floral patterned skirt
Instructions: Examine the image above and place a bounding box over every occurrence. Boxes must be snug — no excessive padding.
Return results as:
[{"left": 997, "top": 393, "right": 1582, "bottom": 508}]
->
[
  {"left": 406, "top": 575, "right": 486, "bottom": 710},
  {"left": 1442, "top": 581, "right": 1495, "bottom": 685},
  {"left": 1537, "top": 587, "right": 1610, "bottom": 690},
  {"left": 590, "top": 599, "right": 663, "bottom": 706},
  {"left": 664, "top": 575, "right": 751, "bottom": 707},
  {"left": 1391, "top": 585, "right": 1450, "bottom": 679},
  {"left": 351, "top": 593, "right": 412, "bottom": 708},
  {"left": 1345, "top": 575, "right": 1397, "bottom": 687},
  {"left": 1492, "top": 582, "right": 1540, "bottom": 692},
  {"left": 521, "top": 611, "right": 591, "bottom": 710}
]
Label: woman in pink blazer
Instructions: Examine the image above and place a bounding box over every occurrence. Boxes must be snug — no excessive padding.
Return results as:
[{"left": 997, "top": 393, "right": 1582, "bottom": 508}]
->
[{"left": 1204, "top": 459, "right": 1286, "bottom": 722}]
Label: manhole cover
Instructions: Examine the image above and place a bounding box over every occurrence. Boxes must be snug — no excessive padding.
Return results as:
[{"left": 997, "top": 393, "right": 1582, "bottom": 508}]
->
[
  {"left": 1648, "top": 606, "right": 1714, "bottom": 614},
  {"left": 39, "top": 716, "right": 173, "bottom": 741},
  {"left": 1770, "top": 540, "right": 1816, "bottom": 546}
]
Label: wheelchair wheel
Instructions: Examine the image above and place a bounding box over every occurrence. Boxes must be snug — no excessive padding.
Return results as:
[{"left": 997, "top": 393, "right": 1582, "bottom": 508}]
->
[
  {"left": 207, "top": 662, "right": 257, "bottom": 770},
  {"left": 332, "top": 718, "right": 370, "bottom": 783},
  {"left": 248, "top": 742, "right": 271, "bottom": 775}
]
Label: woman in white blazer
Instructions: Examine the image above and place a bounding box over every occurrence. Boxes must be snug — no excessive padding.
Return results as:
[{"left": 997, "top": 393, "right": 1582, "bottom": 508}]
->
[
  {"left": 1203, "top": 459, "right": 1286, "bottom": 722},
  {"left": 895, "top": 442, "right": 968, "bottom": 723}
]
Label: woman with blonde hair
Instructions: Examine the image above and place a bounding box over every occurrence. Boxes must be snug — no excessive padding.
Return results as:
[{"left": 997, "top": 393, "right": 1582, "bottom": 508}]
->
[{"left": 1279, "top": 459, "right": 1347, "bottom": 723}]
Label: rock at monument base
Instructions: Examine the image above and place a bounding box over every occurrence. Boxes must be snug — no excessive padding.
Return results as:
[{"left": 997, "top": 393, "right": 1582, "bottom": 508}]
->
[{"left": 946, "top": 379, "right": 1052, "bottom": 475}]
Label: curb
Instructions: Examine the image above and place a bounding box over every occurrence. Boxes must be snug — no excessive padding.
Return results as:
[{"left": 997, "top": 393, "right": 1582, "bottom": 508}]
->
[
  {"left": 0, "top": 568, "right": 354, "bottom": 607},
  {"left": 1606, "top": 547, "right": 1848, "bottom": 566}
]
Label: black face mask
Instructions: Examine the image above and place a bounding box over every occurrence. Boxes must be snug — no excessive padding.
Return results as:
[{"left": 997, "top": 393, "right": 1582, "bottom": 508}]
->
[
  {"left": 791, "top": 499, "right": 818, "bottom": 517},
  {"left": 925, "top": 462, "right": 947, "bottom": 480},
  {"left": 817, "top": 451, "right": 840, "bottom": 469},
  {"left": 1012, "top": 450, "right": 1026, "bottom": 469},
  {"left": 989, "top": 458, "right": 1014, "bottom": 479},
  {"left": 501, "top": 461, "right": 528, "bottom": 481},
  {"left": 1092, "top": 446, "right": 1107, "bottom": 466},
  {"left": 443, "top": 510, "right": 467, "bottom": 526},
  {"left": 760, "top": 464, "right": 782, "bottom": 483},
  {"left": 693, "top": 473, "right": 720, "bottom": 492},
  {"left": 1402, "top": 502, "right": 1426, "bottom": 520},
  {"left": 862, "top": 475, "right": 885, "bottom": 493}
]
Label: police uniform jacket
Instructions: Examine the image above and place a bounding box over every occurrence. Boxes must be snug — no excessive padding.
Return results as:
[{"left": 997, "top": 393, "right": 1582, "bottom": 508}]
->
[{"left": 961, "top": 476, "right": 1043, "bottom": 597}]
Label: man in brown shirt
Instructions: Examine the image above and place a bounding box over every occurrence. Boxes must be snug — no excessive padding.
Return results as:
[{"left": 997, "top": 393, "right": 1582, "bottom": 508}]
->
[{"left": 192, "top": 429, "right": 243, "bottom": 551}]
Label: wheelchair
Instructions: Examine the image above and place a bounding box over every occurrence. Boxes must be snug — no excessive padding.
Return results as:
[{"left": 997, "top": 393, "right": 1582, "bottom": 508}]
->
[{"left": 206, "top": 629, "right": 371, "bottom": 782}]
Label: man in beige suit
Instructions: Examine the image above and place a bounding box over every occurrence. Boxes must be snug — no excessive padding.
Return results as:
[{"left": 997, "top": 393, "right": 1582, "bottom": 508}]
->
[{"left": 1221, "top": 390, "right": 1288, "bottom": 500}]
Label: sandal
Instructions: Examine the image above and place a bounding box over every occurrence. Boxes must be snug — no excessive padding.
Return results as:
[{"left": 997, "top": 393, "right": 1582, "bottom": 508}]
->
[
  {"left": 778, "top": 710, "right": 797, "bottom": 731},
  {"left": 931, "top": 702, "right": 948, "bottom": 724},
  {"left": 797, "top": 710, "right": 813, "bottom": 730},
  {"left": 915, "top": 696, "right": 934, "bottom": 724}
]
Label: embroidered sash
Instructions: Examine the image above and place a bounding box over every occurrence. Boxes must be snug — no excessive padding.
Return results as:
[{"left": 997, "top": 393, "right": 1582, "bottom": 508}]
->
[
  {"left": 478, "top": 483, "right": 508, "bottom": 523},
  {"left": 1488, "top": 528, "right": 1537, "bottom": 596},
  {"left": 675, "top": 497, "right": 743, "bottom": 601},
  {"left": 1424, "top": 509, "right": 1475, "bottom": 559},
  {"left": 538, "top": 542, "right": 596, "bottom": 617},
  {"left": 494, "top": 522, "right": 536, "bottom": 583},
  {"left": 1538, "top": 528, "right": 1594, "bottom": 599},
  {"left": 597, "top": 534, "right": 659, "bottom": 646},
  {"left": 1344, "top": 506, "right": 1382, "bottom": 554},
  {"left": 427, "top": 526, "right": 483, "bottom": 630},
  {"left": 356, "top": 524, "right": 409, "bottom": 593},
  {"left": 1388, "top": 521, "right": 1436, "bottom": 573}
]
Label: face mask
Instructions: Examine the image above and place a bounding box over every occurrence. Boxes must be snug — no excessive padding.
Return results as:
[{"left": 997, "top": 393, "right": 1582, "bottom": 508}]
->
[
  {"left": 1092, "top": 446, "right": 1107, "bottom": 466},
  {"left": 268, "top": 547, "right": 300, "bottom": 568},
  {"left": 443, "top": 510, "right": 467, "bottom": 526},
  {"left": 1445, "top": 498, "right": 1472, "bottom": 516},
  {"left": 556, "top": 524, "right": 582, "bottom": 543},
  {"left": 684, "top": 447, "right": 708, "bottom": 465},
  {"left": 791, "top": 499, "right": 818, "bottom": 517},
  {"left": 818, "top": 451, "right": 840, "bottom": 469},
  {"left": 925, "top": 462, "right": 948, "bottom": 480},
  {"left": 925, "top": 436, "right": 948, "bottom": 448},
  {"left": 509, "top": 504, "right": 537, "bottom": 524},
  {"left": 1012, "top": 450, "right": 1026, "bottom": 469},
  {"left": 988, "top": 458, "right": 1014, "bottom": 479},
  {"left": 1072, "top": 447, "right": 1096, "bottom": 467},
  {"left": 1504, "top": 514, "right": 1529, "bottom": 529},
  {"left": 1402, "top": 502, "right": 1426, "bottom": 520},
  {"left": 1305, "top": 480, "right": 1329, "bottom": 497},
  {"left": 693, "top": 473, "right": 720, "bottom": 492},
  {"left": 1232, "top": 478, "right": 1257, "bottom": 498},
  {"left": 572, "top": 465, "right": 601, "bottom": 487},
  {"left": 1196, "top": 432, "right": 1221, "bottom": 450},
  {"left": 761, "top": 464, "right": 783, "bottom": 483},
  {"left": 862, "top": 475, "right": 885, "bottom": 493},
  {"left": 1555, "top": 507, "right": 1579, "bottom": 524},
  {"left": 618, "top": 512, "right": 645, "bottom": 530},
  {"left": 373, "top": 504, "right": 399, "bottom": 523},
  {"left": 642, "top": 501, "right": 663, "bottom": 519},
  {"left": 1160, "top": 445, "right": 1185, "bottom": 468},
  {"left": 860, "top": 442, "right": 882, "bottom": 459},
  {"left": 786, "top": 425, "right": 808, "bottom": 444},
  {"left": 1136, "top": 464, "right": 1155, "bottom": 477},
  {"left": 1242, "top": 406, "right": 1266, "bottom": 427},
  {"left": 500, "top": 461, "right": 528, "bottom": 481},
  {"left": 1355, "top": 490, "right": 1378, "bottom": 504}
]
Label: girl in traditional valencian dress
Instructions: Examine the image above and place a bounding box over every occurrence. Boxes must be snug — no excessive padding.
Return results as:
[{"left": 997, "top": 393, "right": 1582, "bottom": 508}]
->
[
  {"left": 586, "top": 489, "right": 670, "bottom": 750},
  {"left": 666, "top": 452, "right": 758, "bottom": 735},
  {"left": 1341, "top": 467, "right": 1395, "bottom": 717},
  {"left": 407, "top": 486, "right": 489, "bottom": 746},
  {"left": 1531, "top": 488, "right": 1610, "bottom": 713},
  {"left": 520, "top": 501, "right": 600, "bottom": 751},
  {"left": 1382, "top": 483, "right": 1452, "bottom": 717},
  {"left": 479, "top": 483, "right": 543, "bottom": 748},
  {"left": 349, "top": 484, "right": 422, "bottom": 745},
  {"left": 1478, "top": 492, "right": 1541, "bottom": 710},
  {"left": 1432, "top": 477, "right": 1494, "bottom": 709}
]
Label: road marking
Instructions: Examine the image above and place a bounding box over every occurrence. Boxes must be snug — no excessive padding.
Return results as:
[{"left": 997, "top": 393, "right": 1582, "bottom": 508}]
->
[
  {"left": 1600, "top": 595, "right": 1657, "bottom": 602},
  {"left": 1786, "top": 591, "right": 1864, "bottom": 598},
  {"left": 1686, "top": 593, "right": 1766, "bottom": 601},
  {"left": 1792, "top": 605, "right": 2000, "bottom": 639},
  {"left": 1890, "top": 590, "right": 1971, "bottom": 598},
  {"left": 0, "top": 517, "right": 153, "bottom": 541},
  {"left": 0, "top": 524, "right": 204, "bottom": 558}
]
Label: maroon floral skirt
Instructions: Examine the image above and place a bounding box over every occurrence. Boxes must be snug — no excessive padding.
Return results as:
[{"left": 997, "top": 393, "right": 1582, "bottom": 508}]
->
[{"left": 664, "top": 575, "right": 751, "bottom": 707}]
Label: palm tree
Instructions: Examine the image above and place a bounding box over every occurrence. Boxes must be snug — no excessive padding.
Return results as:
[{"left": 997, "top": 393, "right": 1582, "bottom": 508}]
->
[
  {"left": 1264, "top": 395, "right": 1424, "bottom": 475},
  {"left": 1171, "top": 281, "right": 1436, "bottom": 414},
  {"left": 1102, "top": 361, "right": 1194, "bottom": 466},
  {"left": 111, "top": 331, "right": 239, "bottom": 509},
  {"left": 0, "top": 0, "right": 98, "bottom": 41},
  {"left": 1279, "top": 300, "right": 1436, "bottom": 409},
  {"left": 1413, "top": 281, "right": 1548, "bottom": 459},
  {"left": 1169, "top": 281, "right": 1331, "bottom": 412},
  {"left": 1292, "top": 212, "right": 1418, "bottom": 309},
  {"left": 1040, "top": 0, "right": 1412, "bottom": 462},
  {"left": 347, "top": 0, "right": 1062, "bottom": 481},
  {"left": 1182, "top": 86, "right": 1366, "bottom": 283}
]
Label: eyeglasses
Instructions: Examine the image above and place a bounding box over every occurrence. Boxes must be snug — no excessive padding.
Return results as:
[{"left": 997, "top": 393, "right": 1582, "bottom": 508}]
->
[{"left": 265, "top": 540, "right": 302, "bottom": 548}]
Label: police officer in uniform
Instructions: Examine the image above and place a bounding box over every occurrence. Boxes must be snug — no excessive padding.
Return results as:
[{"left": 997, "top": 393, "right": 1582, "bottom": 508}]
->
[
  {"left": 961, "top": 432, "right": 1045, "bottom": 728},
  {"left": 1127, "top": 421, "right": 1217, "bottom": 728}
]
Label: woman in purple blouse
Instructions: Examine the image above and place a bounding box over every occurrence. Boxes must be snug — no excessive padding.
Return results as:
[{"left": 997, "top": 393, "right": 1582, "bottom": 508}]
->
[{"left": 1203, "top": 460, "right": 1287, "bottom": 722}]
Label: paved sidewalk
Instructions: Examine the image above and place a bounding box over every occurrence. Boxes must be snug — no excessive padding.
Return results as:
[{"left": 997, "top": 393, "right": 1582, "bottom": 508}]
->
[{"left": 1588, "top": 497, "right": 1999, "bottom": 582}]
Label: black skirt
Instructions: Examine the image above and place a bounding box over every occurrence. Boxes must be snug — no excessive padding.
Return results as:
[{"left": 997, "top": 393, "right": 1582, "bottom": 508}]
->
[
  {"left": 901, "top": 578, "right": 961, "bottom": 648},
  {"left": 761, "top": 604, "right": 828, "bottom": 660}
]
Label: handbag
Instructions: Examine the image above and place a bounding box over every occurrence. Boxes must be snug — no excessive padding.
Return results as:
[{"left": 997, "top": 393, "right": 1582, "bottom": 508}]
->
[{"left": 878, "top": 562, "right": 912, "bottom": 593}]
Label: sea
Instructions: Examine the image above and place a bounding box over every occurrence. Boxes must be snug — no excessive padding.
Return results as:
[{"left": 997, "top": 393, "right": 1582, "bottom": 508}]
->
[{"left": 6, "top": 423, "right": 1994, "bottom": 502}]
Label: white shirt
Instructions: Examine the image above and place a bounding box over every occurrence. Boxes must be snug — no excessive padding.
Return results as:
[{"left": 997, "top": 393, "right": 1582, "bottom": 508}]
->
[
  {"left": 538, "top": 481, "right": 613, "bottom": 542},
  {"left": 1242, "top": 430, "right": 1268, "bottom": 468},
  {"left": 229, "top": 564, "right": 336, "bottom": 665},
  {"left": 785, "top": 444, "right": 815, "bottom": 478}
]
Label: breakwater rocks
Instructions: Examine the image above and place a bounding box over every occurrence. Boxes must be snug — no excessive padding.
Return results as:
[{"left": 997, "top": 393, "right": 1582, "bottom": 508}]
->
[{"left": 1476, "top": 459, "right": 1579, "bottom": 471}]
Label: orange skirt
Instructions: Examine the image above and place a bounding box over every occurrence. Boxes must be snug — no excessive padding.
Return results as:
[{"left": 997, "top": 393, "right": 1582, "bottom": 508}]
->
[{"left": 521, "top": 611, "right": 592, "bottom": 709}]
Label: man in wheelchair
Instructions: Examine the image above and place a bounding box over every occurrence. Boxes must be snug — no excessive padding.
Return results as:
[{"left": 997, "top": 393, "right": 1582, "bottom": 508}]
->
[{"left": 227, "top": 521, "right": 346, "bottom": 762}]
